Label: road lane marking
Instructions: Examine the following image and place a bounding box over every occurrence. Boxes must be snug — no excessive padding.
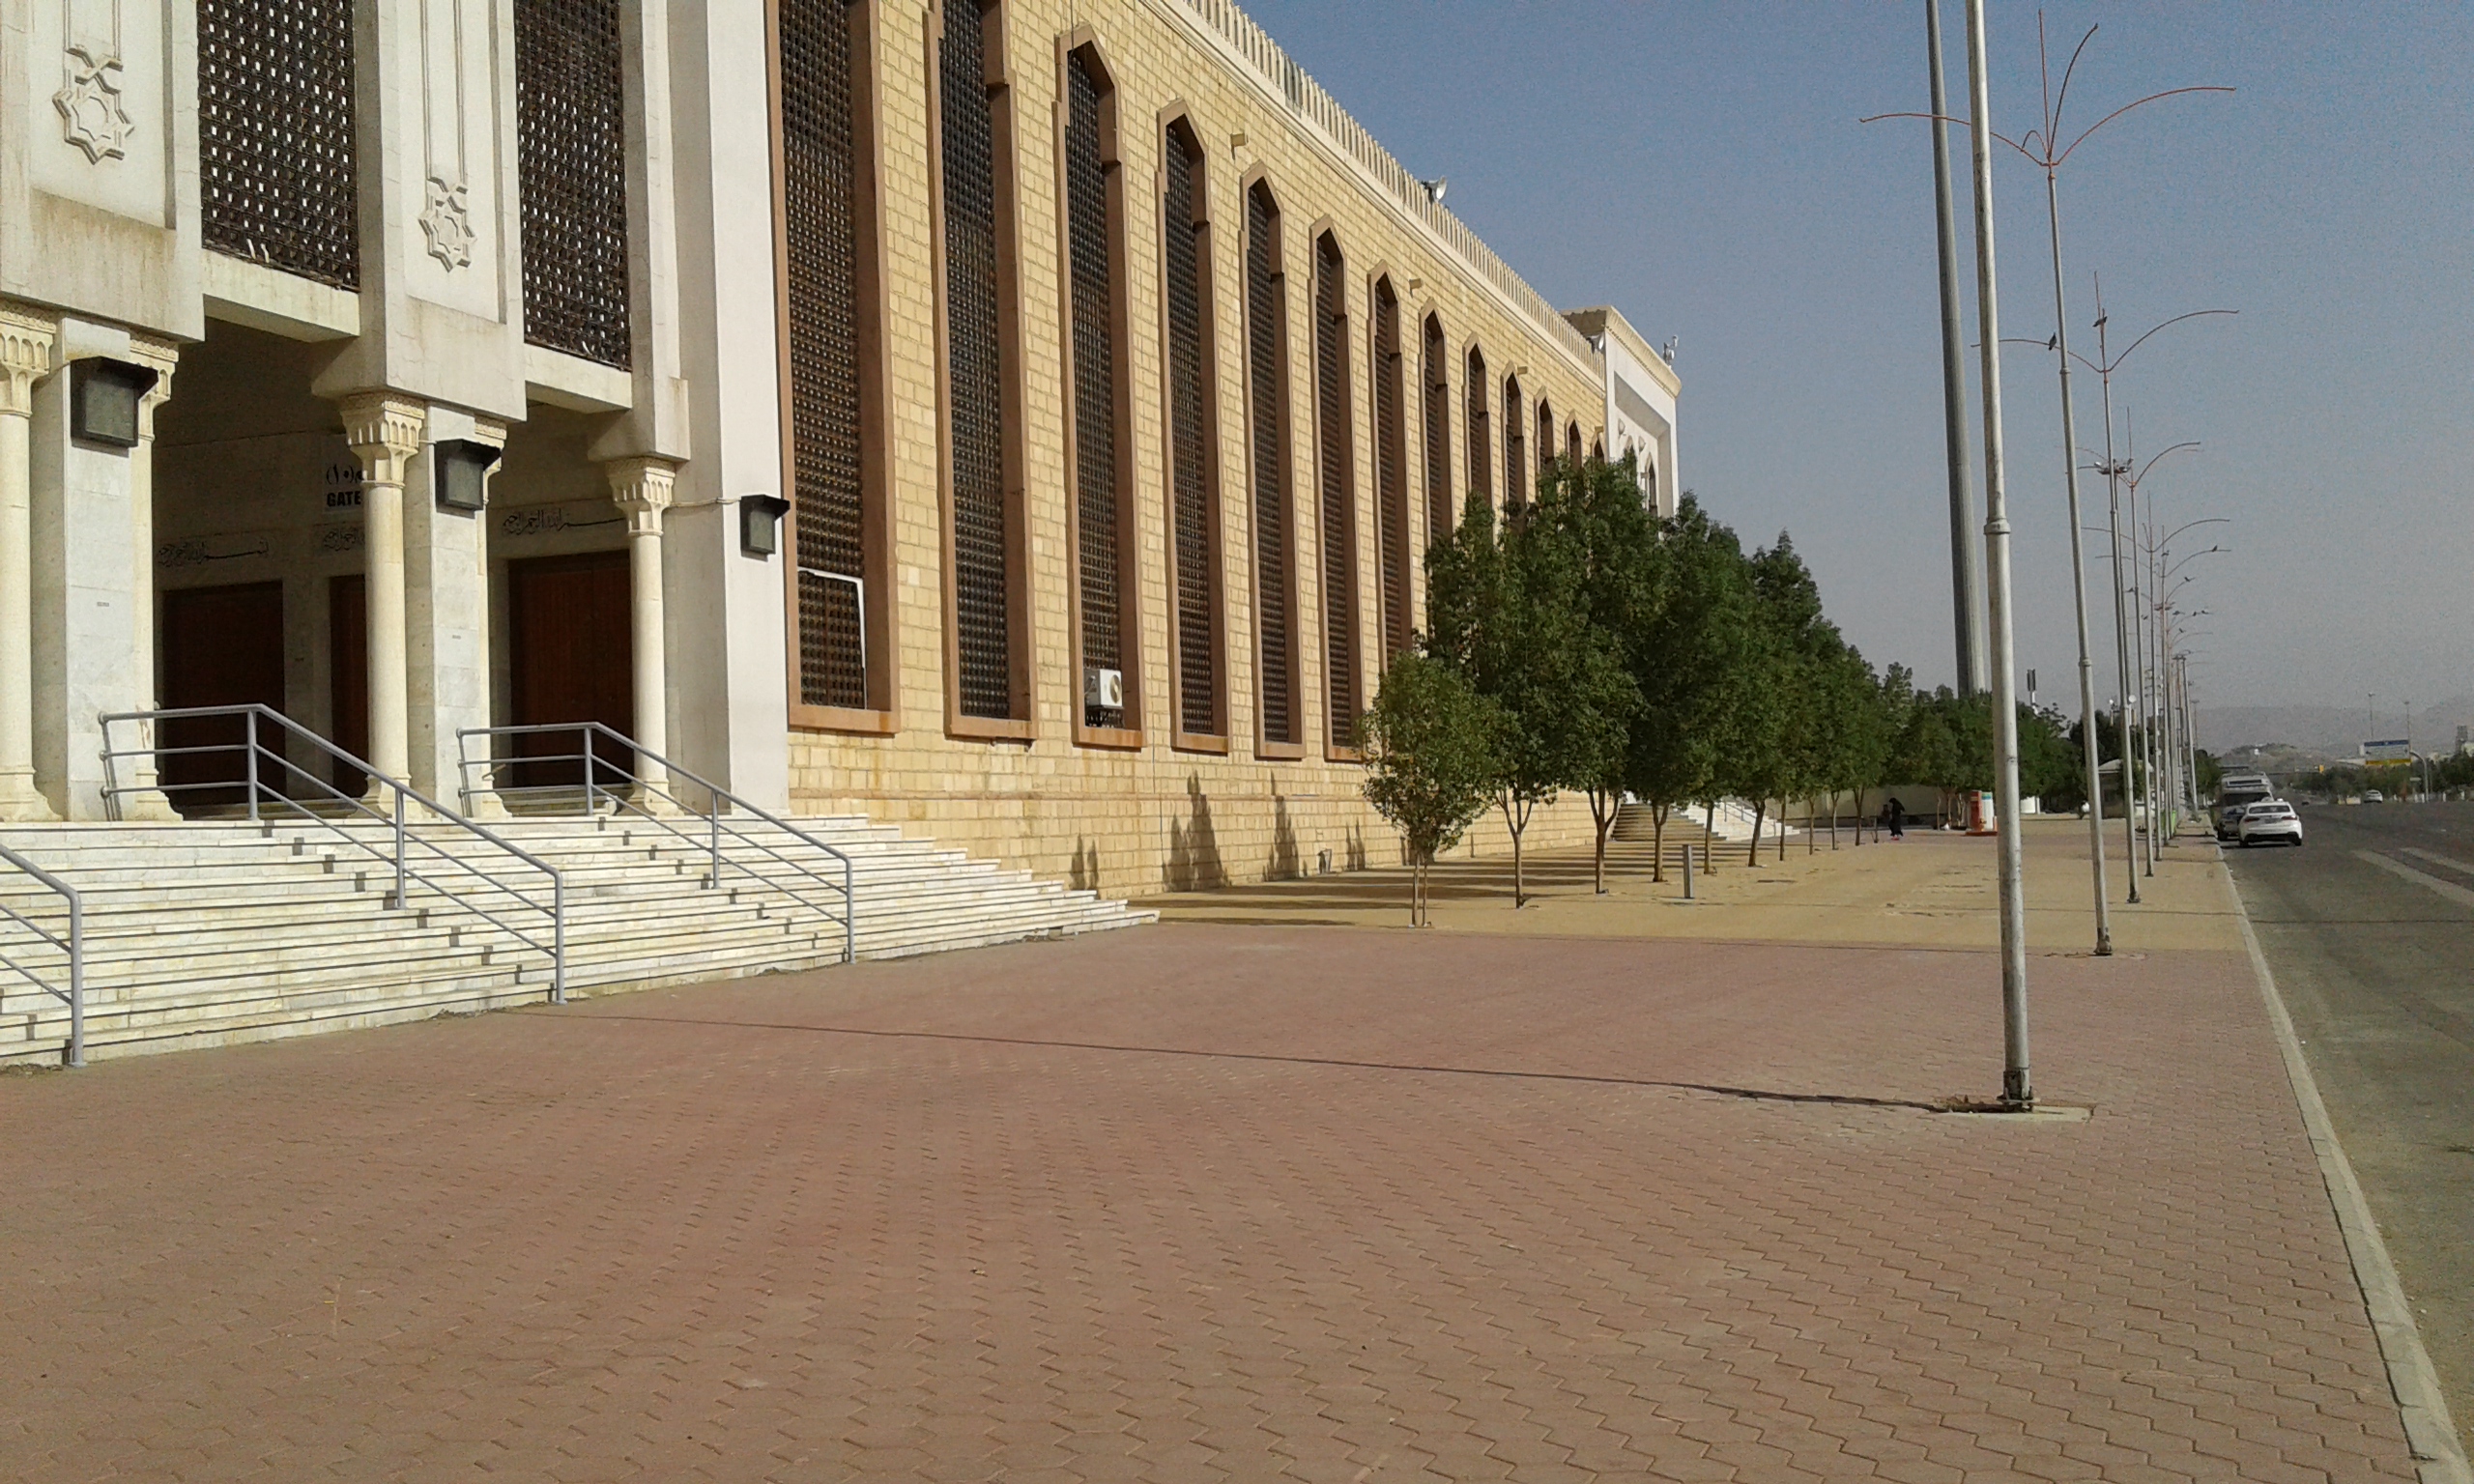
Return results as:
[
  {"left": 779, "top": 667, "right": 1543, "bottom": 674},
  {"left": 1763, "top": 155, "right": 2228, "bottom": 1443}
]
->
[
  {"left": 2355, "top": 850, "right": 2474, "bottom": 913},
  {"left": 2400, "top": 846, "right": 2474, "bottom": 879}
]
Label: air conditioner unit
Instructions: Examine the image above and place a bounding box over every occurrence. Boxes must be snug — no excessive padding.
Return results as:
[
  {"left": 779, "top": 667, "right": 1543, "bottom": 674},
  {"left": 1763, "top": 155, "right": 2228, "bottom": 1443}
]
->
[{"left": 1084, "top": 666, "right": 1124, "bottom": 709}]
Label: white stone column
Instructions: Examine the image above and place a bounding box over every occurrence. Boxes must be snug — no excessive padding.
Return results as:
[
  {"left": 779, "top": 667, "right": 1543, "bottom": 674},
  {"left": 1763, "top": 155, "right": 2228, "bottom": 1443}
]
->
[
  {"left": 118, "top": 335, "right": 179, "bottom": 820},
  {"left": 405, "top": 412, "right": 502, "bottom": 811},
  {"left": 341, "top": 393, "right": 425, "bottom": 787},
  {"left": 606, "top": 457, "right": 676, "bottom": 803},
  {"left": 0, "top": 307, "right": 58, "bottom": 822}
]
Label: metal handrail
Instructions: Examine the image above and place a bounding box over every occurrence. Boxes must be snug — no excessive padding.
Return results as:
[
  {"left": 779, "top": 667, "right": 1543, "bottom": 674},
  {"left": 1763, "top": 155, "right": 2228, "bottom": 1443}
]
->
[
  {"left": 99, "top": 705, "right": 566, "bottom": 1001},
  {"left": 456, "top": 723, "right": 855, "bottom": 964},
  {"left": 0, "top": 842, "right": 82, "bottom": 1066}
]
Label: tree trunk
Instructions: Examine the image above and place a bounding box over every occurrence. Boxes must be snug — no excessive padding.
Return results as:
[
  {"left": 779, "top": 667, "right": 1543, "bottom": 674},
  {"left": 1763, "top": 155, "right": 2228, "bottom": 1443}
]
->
[
  {"left": 1747, "top": 801, "right": 1765, "bottom": 867},
  {"left": 1651, "top": 802, "right": 1667, "bottom": 884},
  {"left": 1829, "top": 791, "right": 1841, "bottom": 849},
  {"left": 1807, "top": 796, "right": 1817, "bottom": 854},
  {"left": 1777, "top": 804, "right": 1789, "bottom": 863},
  {"left": 1503, "top": 794, "right": 1529, "bottom": 908},
  {"left": 1705, "top": 801, "right": 1719, "bottom": 872},
  {"left": 1590, "top": 789, "right": 1613, "bottom": 895}
]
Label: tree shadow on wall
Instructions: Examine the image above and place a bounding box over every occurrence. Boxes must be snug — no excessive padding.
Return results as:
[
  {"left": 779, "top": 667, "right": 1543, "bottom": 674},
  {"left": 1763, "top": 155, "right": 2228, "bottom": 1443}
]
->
[
  {"left": 1068, "top": 838, "right": 1102, "bottom": 895},
  {"left": 1163, "top": 775, "right": 1224, "bottom": 892},
  {"left": 1268, "top": 792, "right": 1301, "bottom": 881},
  {"left": 1344, "top": 822, "right": 1366, "bottom": 871}
]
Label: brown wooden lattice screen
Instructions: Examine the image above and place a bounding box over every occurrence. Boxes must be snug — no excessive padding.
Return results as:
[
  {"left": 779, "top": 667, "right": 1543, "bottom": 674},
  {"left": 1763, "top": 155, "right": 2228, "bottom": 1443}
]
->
[
  {"left": 1465, "top": 349, "right": 1490, "bottom": 507},
  {"left": 516, "top": 0, "right": 631, "bottom": 368},
  {"left": 1423, "top": 316, "right": 1452, "bottom": 547},
  {"left": 943, "top": 0, "right": 1012, "bottom": 720},
  {"left": 1503, "top": 377, "right": 1525, "bottom": 512},
  {"left": 1372, "top": 284, "right": 1408, "bottom": 660},
  {"left": 780, "top": 0, "right": 866, "bottom": 708},
  {"left": 1313, "top": 237, "right": 1355, "bottom": 750},
  {"left": 1065, "top": 53, "right": 1122, "bottom": 731},
  {"left": 198, "top": 0, "right": 359, "bottom": 288},
  {"left": 1163, "top": 128, "right": 1217, "bottom": 737},
  {"left": 1246, "top": 186, "right": 1292, "bottom": 746}
]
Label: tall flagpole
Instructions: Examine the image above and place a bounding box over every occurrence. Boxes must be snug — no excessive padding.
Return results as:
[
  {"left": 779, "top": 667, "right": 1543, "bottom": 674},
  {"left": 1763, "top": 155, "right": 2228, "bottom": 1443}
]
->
[{"left": 1965, "top": 0, "right": 2030, "bottom": 1106}]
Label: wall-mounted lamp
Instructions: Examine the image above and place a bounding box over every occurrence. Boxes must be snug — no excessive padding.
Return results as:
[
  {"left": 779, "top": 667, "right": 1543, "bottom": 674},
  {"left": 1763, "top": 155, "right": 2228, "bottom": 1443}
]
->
[
  {"left": 740, "top": 493, "right": 791, "bottom": 556},
  {"left": 69, "top": 358, "right": 159, "bottom": 449},
  {"left": 431, "top": 439, "right": 503, "bottom": 512}
]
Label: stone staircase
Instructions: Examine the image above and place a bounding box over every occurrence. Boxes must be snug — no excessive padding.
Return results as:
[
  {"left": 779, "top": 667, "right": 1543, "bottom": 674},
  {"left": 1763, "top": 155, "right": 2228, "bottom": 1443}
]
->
[{"left": 0, "top": 813, "right": 1151, "bottom": 1067}]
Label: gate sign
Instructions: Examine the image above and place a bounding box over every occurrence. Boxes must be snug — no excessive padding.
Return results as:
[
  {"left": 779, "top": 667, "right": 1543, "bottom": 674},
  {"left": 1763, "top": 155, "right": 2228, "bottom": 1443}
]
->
[{"left": 2362, "top": 738, "right": 2409, "bottom": 763}]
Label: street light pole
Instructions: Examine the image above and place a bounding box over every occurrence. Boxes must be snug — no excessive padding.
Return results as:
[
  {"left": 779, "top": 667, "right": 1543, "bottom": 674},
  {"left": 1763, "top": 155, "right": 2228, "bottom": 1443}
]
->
[
  {"left": 2083, "top": 303, "right": 2230, "bottom": 887},
  {"left": 1926, "top": 0, "right": 1988, "bottom": 698},
  {"left": 1965, "top": 0, "right": 2030, "bottom": 1107},
  {"left": 2039, "top": 156, "right": 2113, "bottom": 955},
  {"left": 2091, "top": 309, "right": 2140, "bottom": 899}
]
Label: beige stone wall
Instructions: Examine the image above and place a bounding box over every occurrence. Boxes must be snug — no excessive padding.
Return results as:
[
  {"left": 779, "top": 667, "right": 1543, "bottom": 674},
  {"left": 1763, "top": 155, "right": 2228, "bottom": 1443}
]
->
[{"left": 788, "top": 0, "right": 1617, "bottom": 897}]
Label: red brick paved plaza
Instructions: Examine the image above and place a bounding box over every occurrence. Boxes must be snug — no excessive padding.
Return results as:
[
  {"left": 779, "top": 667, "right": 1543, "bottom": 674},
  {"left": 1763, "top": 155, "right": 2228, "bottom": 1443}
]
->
[{"left": 0, "top": 921, "right": 2419, "bottom": 1480}]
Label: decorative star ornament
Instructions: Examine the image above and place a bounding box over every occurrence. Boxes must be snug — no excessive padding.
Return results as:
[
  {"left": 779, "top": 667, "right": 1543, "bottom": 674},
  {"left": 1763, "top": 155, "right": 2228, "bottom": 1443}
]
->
[
  {"left": 419, "top": 176, "right": 476, "bottom": 271},
  {"left": 55, "top": 44, "right": 135, "bottom": 164}
]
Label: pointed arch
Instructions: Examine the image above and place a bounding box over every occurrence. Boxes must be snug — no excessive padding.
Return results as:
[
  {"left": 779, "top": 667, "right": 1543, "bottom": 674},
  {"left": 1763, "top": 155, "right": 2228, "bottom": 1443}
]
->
[
  {"left": 1312, "top": 230, "right": 1359, "bottom": 753},
  {"left": 1059, "top": 38, "right": 1137, "bottom": 739},
  {"left": 1242, "top": 176, "right": 1300, "bottom": 756},
  {"left": 1159, "top": 110, "right": 1223, "bottom": 742},
  {"left": 1422, "top": 313, "right": 1451, "bottom": 546},
  {"left": 1465, "top": 344, "right": 1491, "bottom": 511},
  {"left": 932, "top": 0, "right": 1030, "bottom": 734},
  {"left": 773, "top": 0, "right": 894, "bottom": 728},
  {"left": 1502, "top": 372, "right": 1525, "bottom": 510},
  {"left": 1370, "top": 275, "right": 1409, "bottom": 661}
]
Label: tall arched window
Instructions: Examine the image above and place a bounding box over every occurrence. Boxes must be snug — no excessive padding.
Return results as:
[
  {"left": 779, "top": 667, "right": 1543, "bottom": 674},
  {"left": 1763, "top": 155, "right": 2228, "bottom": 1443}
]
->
[
  {"left": 1537, "top": 398, "right": 1554, "bottom": 484},
  {"left": 775, "top": 0, "right": 885, "bottom": 721},
  {"left": 1567, "top": 421, "right": 1583, "bottom": 465},
  {"left": 1161, "top": 118, "right": 1220, "bottom": 739},
  {"left": 1371, "top": 277, "right": 1409, "bottom": 661},
  {"left": 937, "top": 0, "right": 1023, "bottom": 727},
  {"left": 1062, "top": 44, "right": 1134, "bottom": 735},
  {"left": 1422, "top": 315, "right": 1451, "bottom": 545},
  {"left": 1245, "top": 181, "right": 1296, "bottom": 751},
  {"left": 1313, "top": 233, "right": 1358, "bottom": 751},
  {"left": 1503, "top": 374, "right": 1525, "bottom": 511},
  {"left": 1464, "top": 347, "right": 1490, "bottom": 513}
]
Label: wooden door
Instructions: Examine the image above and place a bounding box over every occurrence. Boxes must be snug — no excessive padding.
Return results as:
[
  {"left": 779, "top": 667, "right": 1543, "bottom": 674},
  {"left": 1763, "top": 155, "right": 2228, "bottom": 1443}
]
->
[
  {"left": 329, "top": 575, "right": 366, "bottom": 797},
  {"left": 506, "top": 552, "right": 635, "bottom": 788},
  {"left": 158, "top": 582, "right": 286, "bottom": 811}
]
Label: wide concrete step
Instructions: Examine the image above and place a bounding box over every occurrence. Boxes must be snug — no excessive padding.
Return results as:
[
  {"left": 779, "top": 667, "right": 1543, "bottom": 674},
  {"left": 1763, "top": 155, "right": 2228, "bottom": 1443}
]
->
[{"left": 0, "top": 810, "right": 1151, "bottom": 1068}]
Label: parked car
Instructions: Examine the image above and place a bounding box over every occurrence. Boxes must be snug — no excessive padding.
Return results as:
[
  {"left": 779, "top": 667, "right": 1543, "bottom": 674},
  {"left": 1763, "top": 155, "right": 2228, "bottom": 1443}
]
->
[
  {"left": 2238, "top": 801, "right": 2305, "bottom": 847},
  {"left": 2363, "top": 789, "right": 2385, "bottom": 803},
  {"left": 2216, "top": 801, "right": 2255, "bottom": 841}
]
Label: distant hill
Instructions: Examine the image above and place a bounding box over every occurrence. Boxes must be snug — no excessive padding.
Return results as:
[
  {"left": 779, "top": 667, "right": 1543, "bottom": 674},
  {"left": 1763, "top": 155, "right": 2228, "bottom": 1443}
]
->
[{"left": 2197, "top": 697, "right": 2474, "bottom": 756}]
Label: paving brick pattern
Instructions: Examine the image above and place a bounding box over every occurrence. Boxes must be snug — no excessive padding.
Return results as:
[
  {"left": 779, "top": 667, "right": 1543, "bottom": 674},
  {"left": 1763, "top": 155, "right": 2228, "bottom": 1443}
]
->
[{"left": 0, "top": 926, "right": 2416, "bottom": 1481}]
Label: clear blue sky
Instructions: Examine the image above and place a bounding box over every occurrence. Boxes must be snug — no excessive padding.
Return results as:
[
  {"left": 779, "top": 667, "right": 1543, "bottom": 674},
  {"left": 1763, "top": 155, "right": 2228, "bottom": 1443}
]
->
[{"left": 1244, "top": 1, "right": 2473, "bottom": 718}]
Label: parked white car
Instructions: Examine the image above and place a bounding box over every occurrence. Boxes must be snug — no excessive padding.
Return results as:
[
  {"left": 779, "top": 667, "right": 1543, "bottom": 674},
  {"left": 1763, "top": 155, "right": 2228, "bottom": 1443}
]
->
[{"left": 2238, "top": 801, "right": 2304, "bottom": 847}]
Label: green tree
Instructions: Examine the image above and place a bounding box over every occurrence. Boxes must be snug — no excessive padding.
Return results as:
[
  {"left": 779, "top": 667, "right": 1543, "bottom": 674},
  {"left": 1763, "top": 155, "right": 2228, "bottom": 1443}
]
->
[
  {"left": 1544, "top": 455, "right": 1659, "bottom": 893},
  {"left": 1425, "top": 479, "right": 1633, "bottom": 908},
  {"left": 1737, "top": 533, "right": 1829, "bottom": 865},
  {"left": 1360, "top": 650, "right": 1503, "bottom": 927},
  {"left": 1622, "top": 494, "right": 1757, "bottom": 881}
]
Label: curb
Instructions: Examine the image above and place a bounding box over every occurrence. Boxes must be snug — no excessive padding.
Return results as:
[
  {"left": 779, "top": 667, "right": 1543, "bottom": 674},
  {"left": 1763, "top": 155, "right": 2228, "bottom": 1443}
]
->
[{"left": 2226, "top": 860, "right": 2472, "bottom": 1484}]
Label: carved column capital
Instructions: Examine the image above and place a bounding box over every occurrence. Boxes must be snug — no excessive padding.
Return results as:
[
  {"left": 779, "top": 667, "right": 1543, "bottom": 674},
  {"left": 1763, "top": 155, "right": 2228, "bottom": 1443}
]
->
[
  {"left": 339, "top": 392, "right": 427, "bottom": 486},
  {"left": 605, "top": 455, "right": 679, "bottom": 537},
  {"left": 0, "top": 305, "right": 59, "bottom": 419},
  {"left": 128, "top": 333, "right": 179, "bottom": 441}
]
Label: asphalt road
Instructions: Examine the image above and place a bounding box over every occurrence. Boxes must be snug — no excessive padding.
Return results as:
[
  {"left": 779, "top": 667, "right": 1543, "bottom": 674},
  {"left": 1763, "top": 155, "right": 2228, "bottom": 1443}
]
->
[{"left": 2226, "top": 799, "right": 2474, "bottom": 1446}]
